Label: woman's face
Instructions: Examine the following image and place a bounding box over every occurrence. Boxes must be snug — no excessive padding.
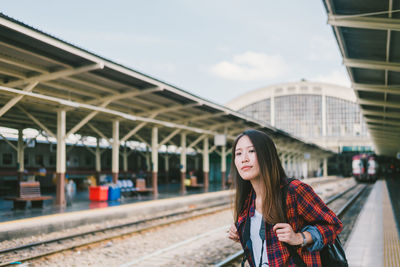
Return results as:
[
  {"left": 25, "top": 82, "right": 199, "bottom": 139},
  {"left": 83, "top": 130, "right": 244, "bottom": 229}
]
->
[{"left": 234, "top": 135, "right": 261, "bottom": 181}]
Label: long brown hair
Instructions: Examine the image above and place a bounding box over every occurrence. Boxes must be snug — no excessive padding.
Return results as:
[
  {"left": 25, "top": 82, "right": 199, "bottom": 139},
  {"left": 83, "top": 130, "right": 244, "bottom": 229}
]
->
[{"left": 232, "top": 129, "right": 287, "bottom": 224}]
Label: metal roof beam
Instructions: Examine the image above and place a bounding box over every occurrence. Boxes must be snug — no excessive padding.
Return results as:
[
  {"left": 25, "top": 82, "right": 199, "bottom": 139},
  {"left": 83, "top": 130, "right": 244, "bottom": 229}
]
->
[
  {"left": 42, "top": 81, "right": 100, "bottom": 98},
  {"left": 358, "top": 98, "right": 400, "bottom": 109},
  {"left": 0, "top": 16, "right": 105, "bottom": 65},
  {"left": 344, "top": 58, "right": 400, "bottom": 72},
  {"left": 362, "top": 109, "right": 400, "bottom": 119},
  {"left": 0, "top": 66, "right": 26, "bottom": 79},
  {"left": 2, "top": 63, "right": 103, "bottom": 88},
  {"left": 87, "top": 87, "right": 162, "bottom": 105},
  {"left": 188, "top": 134, "right": 206, "bottom": 149},
  {"left": 158, "top": 129, "right": 181, "bottom": 148},
  {"left": 62, "top": 76, "right": 116, "bottom": 94},
  {"left": 87, "top": 123, "right": 111, "bottom": 144},
  {"left": 0, "top": 53, "right": 48, "bottom": 73},
  {"left": 138, "top": 103, "right": 200, "bottom": 118},
  {"left": 65, "top": 100, "right": 112, "bottom": 138},
  {"left": 364, "top": 117, "right": 400, "bottom": 126},
  {"left": 120, "top": 121, "right": 149, "bottom": 142},
  {"left": 0, "top": 82, "right": 38, "bottom": 117},
  {"left": 0, "top": 40, "right": 72, "bottom": 69},
  {"left": 353, "top": 83, "right": 400, "bottom": 95},
  {"left": 328, "top": 14, "right": 400, "bottom": 31},
  {"left": 17, "top": 105, "right": 56, "bottom": 139},
  {"left": 174, "top": 112, "right": 226, "bottom": 124}
]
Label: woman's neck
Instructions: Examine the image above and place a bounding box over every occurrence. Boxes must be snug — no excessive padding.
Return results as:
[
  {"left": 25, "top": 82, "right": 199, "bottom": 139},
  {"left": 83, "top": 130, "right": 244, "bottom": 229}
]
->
[{"left": 251, "top": 177, "right": 264, "bottom": 213}]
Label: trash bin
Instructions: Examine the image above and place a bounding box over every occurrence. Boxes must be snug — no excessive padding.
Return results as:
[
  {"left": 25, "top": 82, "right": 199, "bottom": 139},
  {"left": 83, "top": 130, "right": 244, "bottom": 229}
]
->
[
  {"left": 108, "top": 186, "right": 121, "bottom": 201},
  {"left": 89, "top": 186, "right": 108, "bottom": 201}
]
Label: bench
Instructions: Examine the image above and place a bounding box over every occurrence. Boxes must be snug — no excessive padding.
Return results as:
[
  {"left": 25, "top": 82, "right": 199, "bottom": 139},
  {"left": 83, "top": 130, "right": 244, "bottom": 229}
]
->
[
  {"left": 133, "top": 178, "right": 153, "bottom": 193},
  {"left": 5, "top": 181, "right": 53, "bottom": 209}
]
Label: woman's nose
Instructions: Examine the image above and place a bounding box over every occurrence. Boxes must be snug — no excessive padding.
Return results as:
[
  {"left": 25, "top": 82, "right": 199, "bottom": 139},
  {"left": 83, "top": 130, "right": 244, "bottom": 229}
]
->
[{"left": 242, "top": 153, "right": 249, "bottom": 162}]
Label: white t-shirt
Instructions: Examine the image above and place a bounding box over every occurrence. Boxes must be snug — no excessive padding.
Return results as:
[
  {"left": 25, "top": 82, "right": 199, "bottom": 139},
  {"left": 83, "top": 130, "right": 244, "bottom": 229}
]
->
[{"left": 250, "top": 210, "right": 268, "bottom": 267}]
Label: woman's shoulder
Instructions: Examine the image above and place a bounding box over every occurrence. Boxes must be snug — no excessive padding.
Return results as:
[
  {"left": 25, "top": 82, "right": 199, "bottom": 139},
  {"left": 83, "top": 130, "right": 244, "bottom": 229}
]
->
[{"left": 287, "top": 179, "right": 315, "bottom": 195}]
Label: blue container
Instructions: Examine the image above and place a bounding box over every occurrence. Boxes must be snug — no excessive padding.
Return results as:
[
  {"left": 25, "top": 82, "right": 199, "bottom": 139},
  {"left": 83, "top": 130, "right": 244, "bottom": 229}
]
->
[{"left": 108, "top": 186, "right": 121, "bottom": 201}]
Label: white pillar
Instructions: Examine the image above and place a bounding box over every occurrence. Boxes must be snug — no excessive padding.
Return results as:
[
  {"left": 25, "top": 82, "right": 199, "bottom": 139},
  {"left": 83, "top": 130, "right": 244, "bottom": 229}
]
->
[
  {"left": 302, "top": 161, "right": 308, "bottom": 179},
  {"left": 221, "top": 145, "right": 227, "bottom": 189},
  {"left": 203, "top": 137, "right": 209, "bottom": 191},
  {"left": 95, "top": 138, "right": 101, "bottom": 173},
  {"left": 322, "top": 94, "right": 326, "bottom": 137},
  {"left": 271, "top": 96, "right": 275, "bottom": 126},
  {"left": 56, "top": 109, "right": 66, "bottom": 206},
  {"left": 164, "top": 152, "right": 169, "bottom": 180},
  {"left": 123, "top": 145, "right": 128, "bottom": 173},
  {"left": 323, "top": 158, "right": 328, "bottom": 177},
  {"left": 145, "top": 150, "right": 151, "bottom": 172},
  {"left": 17, "top": 128, "right": 24, "bottom": 179},
  {"left": 151, "top": 127, "right": 158, "bottom": 195},
  {"left": 180, "top": 132, "right": 187, "bottom": 193},
  {"left": 112, "top": 120, "right": 119, "bottom": 183}
]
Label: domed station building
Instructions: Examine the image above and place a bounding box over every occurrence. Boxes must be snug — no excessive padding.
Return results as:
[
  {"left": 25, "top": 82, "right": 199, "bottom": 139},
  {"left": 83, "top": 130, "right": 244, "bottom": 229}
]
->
[{"left": 226, "top": 80, "right": 373, "bottom": 176}]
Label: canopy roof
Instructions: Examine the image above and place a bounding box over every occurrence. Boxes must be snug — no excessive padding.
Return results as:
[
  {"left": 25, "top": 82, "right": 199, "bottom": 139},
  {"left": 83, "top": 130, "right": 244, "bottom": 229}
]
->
[
  {"left": 323, "top": 0, "right": 400, "bottom": 157},
  {"left": 0, "top": 13, "right": 331, "bottom": 157}
]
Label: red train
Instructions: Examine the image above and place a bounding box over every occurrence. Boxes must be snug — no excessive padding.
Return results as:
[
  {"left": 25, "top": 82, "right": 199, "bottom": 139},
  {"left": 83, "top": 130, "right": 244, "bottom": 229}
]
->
[{"left": 352, "top": 154, "right": 378, "bottom": 182}]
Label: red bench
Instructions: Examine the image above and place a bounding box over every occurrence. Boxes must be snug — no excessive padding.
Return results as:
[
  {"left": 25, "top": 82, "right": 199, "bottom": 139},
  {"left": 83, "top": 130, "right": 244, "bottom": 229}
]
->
[{"left": 5, "top": 181, "right": 53, "bottom": 209}]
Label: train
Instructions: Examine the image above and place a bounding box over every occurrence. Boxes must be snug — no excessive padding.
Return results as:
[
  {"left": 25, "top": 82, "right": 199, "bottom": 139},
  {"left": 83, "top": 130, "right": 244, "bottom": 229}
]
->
[{"left": 352, "top": 154, "right": 378, "bottom": 182}]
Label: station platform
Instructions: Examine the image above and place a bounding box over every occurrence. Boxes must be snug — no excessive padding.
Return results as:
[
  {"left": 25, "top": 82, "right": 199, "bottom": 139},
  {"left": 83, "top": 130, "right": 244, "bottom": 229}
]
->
[
  {"left": 345, "top": 178, "right": 400, "bottom": 266},
  {"left": 0, "top": 182, "right": 223, "bottom": 223}
]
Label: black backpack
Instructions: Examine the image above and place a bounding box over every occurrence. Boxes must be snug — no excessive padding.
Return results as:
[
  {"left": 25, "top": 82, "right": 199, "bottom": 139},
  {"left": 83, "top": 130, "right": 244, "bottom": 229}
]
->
[{"left": 281, "top": 178, "right": 348, "bottom": 267}]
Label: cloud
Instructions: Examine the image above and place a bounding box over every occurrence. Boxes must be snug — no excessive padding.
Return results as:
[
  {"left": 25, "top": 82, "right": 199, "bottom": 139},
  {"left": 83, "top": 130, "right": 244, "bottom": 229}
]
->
[
  {"left": 312, "top": 69, "right": 351, "bottom": 87},
  {"left": 210, "top": 51, "right": 288, "bottom": 81}
]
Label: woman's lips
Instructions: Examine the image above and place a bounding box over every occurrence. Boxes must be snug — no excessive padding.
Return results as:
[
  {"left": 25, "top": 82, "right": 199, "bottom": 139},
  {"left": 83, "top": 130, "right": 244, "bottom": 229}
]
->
[{"left": 241, "top": 166, "right": 251, "bottom": 171}]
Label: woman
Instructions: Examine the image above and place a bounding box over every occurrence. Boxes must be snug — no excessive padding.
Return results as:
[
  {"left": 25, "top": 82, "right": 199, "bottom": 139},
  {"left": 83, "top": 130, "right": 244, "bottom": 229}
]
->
[{"left": 228, "top": 129, "right": 342, "bottom": 267}]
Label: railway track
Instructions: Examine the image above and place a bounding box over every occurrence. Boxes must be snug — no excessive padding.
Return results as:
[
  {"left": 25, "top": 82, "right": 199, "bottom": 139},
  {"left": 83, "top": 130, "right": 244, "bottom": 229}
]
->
[
  {"left": 214, "top": 183, "right": 370, "bottom": 267},
  {"left": 0, "top": 201, "right": 231, "bottom": 266}
]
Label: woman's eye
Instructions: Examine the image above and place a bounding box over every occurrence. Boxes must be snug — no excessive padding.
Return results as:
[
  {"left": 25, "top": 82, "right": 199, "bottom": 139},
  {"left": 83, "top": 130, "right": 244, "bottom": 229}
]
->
[
  {"left": 235, "top": 152, "right": 241, "bottom": 156},
  {"left": 249, "top": 149, "right": 255, "bottom": 153}
]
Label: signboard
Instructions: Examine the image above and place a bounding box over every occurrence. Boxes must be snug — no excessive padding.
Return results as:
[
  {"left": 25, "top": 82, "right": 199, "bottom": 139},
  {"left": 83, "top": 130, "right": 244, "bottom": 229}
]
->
[
  {"left": 397, "top": 152, "right": 400, "bottom": 160},
  {"left": 214, "top": 134, "right": 226, "bottom": 146}
]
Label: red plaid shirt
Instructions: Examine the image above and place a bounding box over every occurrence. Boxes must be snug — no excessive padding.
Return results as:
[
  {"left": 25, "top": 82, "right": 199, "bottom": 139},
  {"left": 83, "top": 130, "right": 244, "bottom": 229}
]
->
[{"left": 236, "top": 179, "right": 343, "bottom": 267}]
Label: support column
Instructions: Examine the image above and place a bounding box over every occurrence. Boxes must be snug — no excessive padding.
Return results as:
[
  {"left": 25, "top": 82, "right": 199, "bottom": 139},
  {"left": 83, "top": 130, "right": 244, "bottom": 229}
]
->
[
  {"left": 203, "top": 137, "right": 209, "bottom": 191},
  {"left": 95, "top": 138, "right": 101, "bottom": 185},
  {"left": 17, "top": 129, "right": 24, "bottom": 181},
  {"left": 145, "top": 148, "right": 151, "bottom": 172},
  {"left": 180, "top": 132, "right": 186, "bottom": 194},
  {"left": 322, "top": 94, "right": 326, "bottom": 137},
  {"left": 123, "top": 145, "right": 128, "bottom": 175},
  {"left": 56, "top": 110, "right": 66, "bottom": 207},
  {"left": 151, "top": 127, "right": 159, "bottom": 196},
  {"left": 271, "top": 96, "right": 275, "bottom": 126},
  {"left": 112, "top": 120, "right": 119, "bottom": 183},
  {"left": 323, "top": 158, "right": 328, "bottom": 177},
  {"left": 221, "top": 145, "right": 226, "bottom": 189},
  {"left": 164, "top": 152, "right": 169, "bottom": 183}
]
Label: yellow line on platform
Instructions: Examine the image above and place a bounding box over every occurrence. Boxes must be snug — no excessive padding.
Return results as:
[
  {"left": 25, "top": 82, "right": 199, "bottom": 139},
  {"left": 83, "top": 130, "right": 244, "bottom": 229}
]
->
[{"left": 383, "top": 180, "right": 400, "bottom": 267}]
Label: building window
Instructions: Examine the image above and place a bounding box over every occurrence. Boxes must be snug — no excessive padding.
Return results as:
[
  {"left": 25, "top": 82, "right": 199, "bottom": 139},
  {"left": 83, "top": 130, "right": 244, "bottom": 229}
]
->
[
  {"left": 3, "top": 153, "right": 12, "bottom": 165},
  {"left": 35, "top": 154, "right": 44, "bottom": 166},
  {"left": 24, "top": 154, "right": 29, "bottom": 166},
  {"left": 85, "top": 156, "right": 93, "bottom": 166},
  {"left": 49, "top": 155, "right": 56, "bottom": 166}
]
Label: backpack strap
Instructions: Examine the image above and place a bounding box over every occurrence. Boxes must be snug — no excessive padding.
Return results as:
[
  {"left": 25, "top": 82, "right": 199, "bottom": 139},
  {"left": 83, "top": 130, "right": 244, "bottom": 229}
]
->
[{"left": 281, "top": 178, "right": 307, "bottom": 267}]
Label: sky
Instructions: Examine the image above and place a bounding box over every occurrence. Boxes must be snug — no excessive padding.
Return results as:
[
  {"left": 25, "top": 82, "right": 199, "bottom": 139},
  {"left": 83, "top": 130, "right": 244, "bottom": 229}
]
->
[{"left": 1, "top": 0, "right": 350, "bottom": 105}]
